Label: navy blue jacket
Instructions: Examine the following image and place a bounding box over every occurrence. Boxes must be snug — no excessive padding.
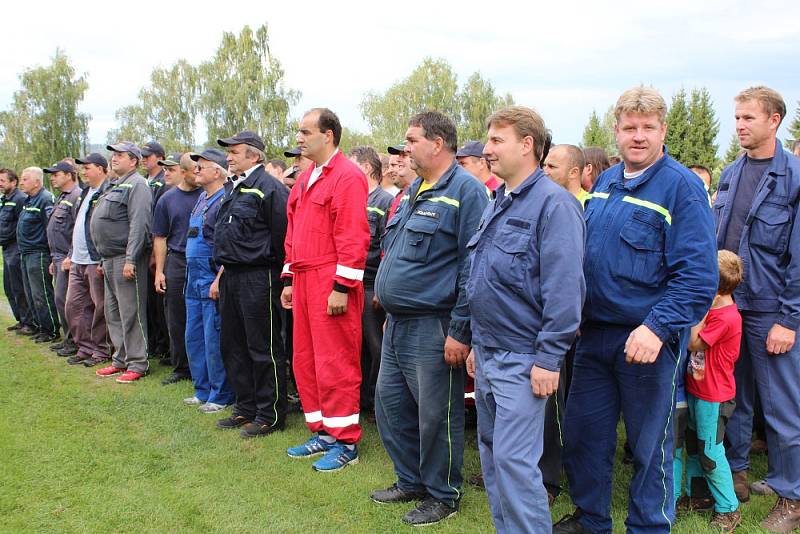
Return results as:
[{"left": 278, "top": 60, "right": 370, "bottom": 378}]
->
[
  {"left": 0, "top": 188, "right": 27, "bottom": 247},
  {"left": 214, "top": 165, "right": 288, "bottom": 268},
  {"left": 714, "top": 142, "right": 800, "bottom": 329},
  {"left": 17, "top": 187, "right": 54, "bottom": 254},
  {"left": 466, "top": 169, "right": 586, "bottom": 371},
  {"left": 583, "top": 149, "right": 717, "bottom": 342},
  {"left": 375, "top": 161, "right": 489, "bottom": 345}
]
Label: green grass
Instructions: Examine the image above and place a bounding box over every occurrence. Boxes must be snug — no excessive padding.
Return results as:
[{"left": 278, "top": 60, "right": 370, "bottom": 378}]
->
[{"left": 0, "top": 311, "right": 773, "bottom": 533}]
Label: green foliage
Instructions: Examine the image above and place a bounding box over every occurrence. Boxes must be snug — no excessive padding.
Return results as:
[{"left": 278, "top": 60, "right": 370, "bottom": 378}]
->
[
  {"left": 723, "top": 132, "right": 742, "bottom": 166},
  {"left": 0, "top": 49, "right": 89, "bottom": 171},
  {"left": 665, "top": 88, "right": 690, "bottom": 163},
  {"left": 684, "top": 88, "right": 719, "bottom": 169},
  {"left": 107, "top": 60, "right": 199, "bottom": 153},
  {"left": 360, "top": 58, "right": 511, "bottom": 150},
  {"left": 198, "top": 24, "right": 300, "bottom": 158},
  {"left": 787, "top": 101, "right": 800, "bottom": 149},
  {"left": 581, "top": 109, "right": 615, "bottom": 155}
]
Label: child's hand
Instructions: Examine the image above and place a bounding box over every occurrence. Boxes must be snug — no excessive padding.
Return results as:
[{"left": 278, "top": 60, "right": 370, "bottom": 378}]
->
[{"left": 766, "top": 323, "right": 796, "bottom": 355}]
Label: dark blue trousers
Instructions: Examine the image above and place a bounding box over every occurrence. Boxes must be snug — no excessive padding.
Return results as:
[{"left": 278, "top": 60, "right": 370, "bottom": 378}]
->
[
  {"left": 2, "top": 243, "right": 32, "bottom": 326},
  {"left": 20, "top": 251, "right": 59, "bottom": 336},
  {"left": 563, "top": 324, "right": 680, "bottom": 534},
  {"left": 375, "top": 314, "right": 464, "bottom": 508},
  {"left": 725, "top": 311, "right": 800, "bottom": 499}
]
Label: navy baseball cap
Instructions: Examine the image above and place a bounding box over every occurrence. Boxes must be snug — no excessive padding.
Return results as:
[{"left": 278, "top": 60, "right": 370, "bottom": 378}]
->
[
  {"left": 141, "top": 141, "right": 166, "bottom": 158},
  {"left": 217, "top": 130, "right": 265, "bottom": 152},
  {"left": 387, "top": 143, "right": 406, "bottom": 155},
  {"left": 157, "top": 153, "right": 184, "bottom": 167},
  {"left": 283, "top": 146, "right": 302, "bottom": 157},
  {"left": 456, "top": 141, "right": 486, "bottom": 159},
  {"left": 75, "top": 153, "right": 108, "bottom": 168},
  {"left": 43, "top": 161, "right": 76, "bottom": 174},
  {"left": 190, "top": 148, "right": 228, "bottom": 171},
  {"left": 107, "top": 142, "right": 142, "bottom": 160}
]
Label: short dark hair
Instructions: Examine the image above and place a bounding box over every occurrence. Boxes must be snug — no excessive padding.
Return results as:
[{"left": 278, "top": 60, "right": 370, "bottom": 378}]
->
[
  {"left": 688, "top": 164, "right": 711, "bottom": 176},
  {"left": 267, "top": 159, "right": 287, "bottom": 172},
  {"left": 555, "top": 144, "right": 585, "bottom": 173},
  {"left": 0, "top": 167, "right": 19, "bottom": 184},
  {"left": 539, "top": 131, "right": 553, "bottom": 169},
  {"left": 408, "top": 111, "right": 458, "bottom": 154},
  {"left": 349, "top": 146, "right": 383, "bottom": 182},
  {"left": 582, "top": 147, "right": 611, "bottom": 181},
  {"left": 308, "top": 107, "right": 342, "bottom": 146}
]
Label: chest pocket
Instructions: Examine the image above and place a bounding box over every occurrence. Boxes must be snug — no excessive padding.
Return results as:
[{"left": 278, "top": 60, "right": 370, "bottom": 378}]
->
[
  {"left": 399, "top": 216, "right": 439, "bottom": 262},
  {"left": 231, "top": 196, "right": 260, "bottom": 220},
  {"left": 489, "top": 220, "right": 532, "bottom": 291},
  {"left": 618, "top": 209, "right": 666, "bottom": 287},
  {"left": 750, "top": 202, "right": 791, "bottom": 255},
  {"left": 98, "top": 189, "right": 129, "bottom": 220}
]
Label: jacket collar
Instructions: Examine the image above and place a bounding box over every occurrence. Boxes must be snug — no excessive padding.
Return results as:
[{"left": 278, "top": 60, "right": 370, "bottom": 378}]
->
[
  {"left": 239, "top": 164, "right": 265, "bottom": 189},
  {"left": 407, "top": 160, "right": 459, "bottom": 199},
  {"left": 607, "top": 146, "right": 670, "bottom": 191}
]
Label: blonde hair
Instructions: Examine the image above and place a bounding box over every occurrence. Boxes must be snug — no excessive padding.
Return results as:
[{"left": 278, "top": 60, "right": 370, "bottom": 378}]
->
[
  {"left": 735, "top": 86, "right": 786, "bottom": 124},
  {"left": 486, "top": 106, "right": 548, "bottom": 162},
  {"left": 718, "top": 250, "right": 744, "bottom": 295},
  {"left": 614, "top": 86, "right": 667, "bottom": 123}
]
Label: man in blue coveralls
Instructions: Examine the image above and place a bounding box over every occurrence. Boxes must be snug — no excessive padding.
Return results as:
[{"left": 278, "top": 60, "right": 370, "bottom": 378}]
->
[
  {"left": 554, "top": 86, "right": 718, "bottom": 534},
  {"left": 466, "top": 106, "right": 585, "bottom": 533},
  {"left": 716, "top": 86, "right": 800, "bottom": 532}
]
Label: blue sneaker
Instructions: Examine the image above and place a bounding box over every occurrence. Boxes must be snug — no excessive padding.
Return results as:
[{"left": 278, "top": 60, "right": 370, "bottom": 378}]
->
[
  {"left": 312, "top": 443, "right": 359, "bottom": 472},
  {"left": 287, "top": 435, "right": 331, "bottom": 458}
]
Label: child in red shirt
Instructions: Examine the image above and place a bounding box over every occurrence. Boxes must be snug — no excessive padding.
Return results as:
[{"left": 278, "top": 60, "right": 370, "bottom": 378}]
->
[{"left": 680, "top": 250, "right": 744, "bottom": 531}]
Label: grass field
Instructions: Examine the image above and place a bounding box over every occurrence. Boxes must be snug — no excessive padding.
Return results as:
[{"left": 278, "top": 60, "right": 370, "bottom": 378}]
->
[{"left": 0, "top": 309, "right": 775, "bottom": 533}]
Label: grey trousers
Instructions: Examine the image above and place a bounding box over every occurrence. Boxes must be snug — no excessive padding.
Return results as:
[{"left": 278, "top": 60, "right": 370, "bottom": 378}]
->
[
  {"left": 103, "top": 254, "right": 149, "bottom": 373},
  {"left": 52, "top": 255, "right": 71, "bottom": 340}
]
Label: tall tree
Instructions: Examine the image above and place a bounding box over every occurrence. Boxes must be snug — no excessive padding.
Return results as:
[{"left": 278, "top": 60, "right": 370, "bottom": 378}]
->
[
  {"left": 106, "top": 104, "right": 150, "bottom": 146},
  {"left": 458, "top": 72, "right": 513, "bottom": 144},
  {"left": 0, "top": 49, "right": 90, "bottom": 171},
  {"left": 198, "top": 24, "right": 300, "bottom": 157},
  {"left": 360, "top": 58, "right": 460, "bottom": 149},
  {"left": 723, "top": 132, "right": 742, "bottom": 166},
  {"left": 665, "top": 88, "right": 690, "bottom": 164},
  {"left": 788, "top": 101, "right": 800, "bottom": 149},
  {"left": 582, "top": 109, "right": 615, "bottom": 154},
  {"left": 684, "top": 87, "right": 719, "bottom": 169}
]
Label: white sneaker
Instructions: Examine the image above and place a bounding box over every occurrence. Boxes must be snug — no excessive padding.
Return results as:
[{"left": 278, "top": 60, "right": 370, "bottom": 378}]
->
[
  {"left": 183, "top": 396, "right": 202, "bottom": 406},
  {"left": 199, "top": 402, "right": 228, "bottom": 413}
]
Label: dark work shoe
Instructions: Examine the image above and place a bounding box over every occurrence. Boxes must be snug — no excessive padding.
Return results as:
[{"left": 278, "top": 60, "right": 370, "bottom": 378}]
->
[
  {"left": 553, "top": 509, "right": 591, "bottom": 534},
  {"left": 82, "top": 356, "right": 109, "bottom": 368},
  {"left": 239, "top": 422, "right": 284, "bottom": 438},
  {"left": 6, "top": 322, "right": 23, "bottom": 331},
  {"left": 216, "top": 415, "right": 251, "bottom": 430},
  {"left": 401, "top": 496, "right": 458, "bottom": 527},
  {"left": 67, "top": 354, "right": 93, "bottom": 366},
  {"left": 34, "top": 333, "right": 59, "bottom": 344},
  {"left": 710, "top": 509, "right": 741, "bottom": 533},
  {"left": 161, "top": 373, "right": 190, "bottom": 385},
  {"left": 49, "top": 341, "right": 66, "bottom": 351},
  {"left": 676, "top": 495, "right": 715, "bottom": 513},
  {"left": 370, "top": 484, "right": 428, "bottom": 504},
  {"left": 16, "top": 325, "right": 38, "bottom": 336},
  {"left": 57, "top": 344, "right": 79, "bottom": 357}
]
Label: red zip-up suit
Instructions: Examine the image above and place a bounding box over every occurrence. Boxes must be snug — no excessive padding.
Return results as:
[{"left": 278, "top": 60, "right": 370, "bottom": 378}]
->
[{"left": 282, "top": 151, "right": 370, "bottom": 443}]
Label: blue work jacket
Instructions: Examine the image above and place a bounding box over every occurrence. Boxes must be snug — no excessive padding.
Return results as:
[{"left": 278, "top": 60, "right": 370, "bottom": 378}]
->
[
  {"left": 466, "top": 169, "right": 586, "bottom": 371},
  {"left": 583, "top": 149, "right": 717, "bottom": 342},
  {"left": 375, "top": 161, "right": 489, "bottom": 345},
  {"left": 0, "top": 187, "right": 27, "bottom": 247},
  {"left": 714, "top": 142, "right": 800, "bottom": 329},
  {"left": 17, "top": 187, "right": 54, "bottom": 254}
]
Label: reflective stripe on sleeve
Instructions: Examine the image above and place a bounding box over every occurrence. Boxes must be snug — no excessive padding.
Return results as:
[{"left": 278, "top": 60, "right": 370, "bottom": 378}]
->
[
  {"left": 240, "top": 188, "right": 265, "bottom": 199},
  {"left": 622, "top": 196, "right": 672, "bottom": 225},
  {"left": 428, "top": 196, "right": 460, "bottom": 208},
  {"left": 366, "top": 206, "right": 386, "bottom": 216},
  {"left": 59, "top": 200, "right": 74, "bottom": 207},
  {"left": 336, "top": 264, "right": 364, "bottom": 281},
  {"left": 23, "top": 206, "right": 41, "bottom": 212}
]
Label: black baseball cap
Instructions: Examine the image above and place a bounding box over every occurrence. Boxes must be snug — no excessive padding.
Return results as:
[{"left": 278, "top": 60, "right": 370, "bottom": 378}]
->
[
  {"left": 107, "top": 142, "right": 142, "bottom": 160},
  {"left": 217, "top": 130, "right": 265, "bottom": 152},
  {"left": 157, "top": 153, "right": 184, "bottom": 167},
  {"left": 43, "top": 161, "right": 76, "bottom": 174},
  {"left": 141, "top": 141, "right": 166, "bottom": 158},
  {"left": 190, "top": 148, "right": 228, "bottom": 171},
  {"left": 75, "top": 153, "right": 108, "bottom": 168},
  {"left": 456, "top": 141, "right": 486, "bottom": 159},
  {"left": 283, "top": 147, "right": 302, "bottom": 157},
  {"left": 387, "top": 143, "right": 406, "bottom": 155}
]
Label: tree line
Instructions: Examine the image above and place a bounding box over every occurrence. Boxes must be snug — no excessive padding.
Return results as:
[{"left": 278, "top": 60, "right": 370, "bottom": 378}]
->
[{"left": 1, "top": 23, "right": 799, "bottom": 175}]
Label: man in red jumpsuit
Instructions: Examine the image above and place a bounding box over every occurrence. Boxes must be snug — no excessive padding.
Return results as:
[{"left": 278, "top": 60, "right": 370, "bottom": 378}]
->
[{"left": 280, "top": 108, "right": 370, "bottom": 472}]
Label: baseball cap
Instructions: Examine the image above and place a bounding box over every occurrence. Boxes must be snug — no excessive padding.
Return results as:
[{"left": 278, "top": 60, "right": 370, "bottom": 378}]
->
[
  {"left": 141, "top": 141, "right": 166, "bottom": 158},
  {"left": 107, "top": 142, "right": 142, "bottom": 160},
  {"left": 43, "top": 161, "right": 76, "bottom": 174},
  {"left": 283, "top": 147, "right": 302, "bottom": 157},
  {"left": 157, "top": 153, "right": 184, "bottom": 167},
  {"left": 217, "top": 130, "right": 265, "bottom": 152},
  {"left": 190, "top": 148, "right": 228, "bottom": 171},
  {"left": 387, "top": 143, "right": 406, "bottom": 155},
  {"left": 75, "top": 153, "right": 108, "bottom": 168},
  {"left": 456, "top": 141, "right": 486, "bottom": 159}
]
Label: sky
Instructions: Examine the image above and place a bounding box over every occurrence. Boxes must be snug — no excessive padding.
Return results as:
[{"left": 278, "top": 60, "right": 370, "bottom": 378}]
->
[{"left": 1, "top": 0, "right": 799, "bottom": 153}]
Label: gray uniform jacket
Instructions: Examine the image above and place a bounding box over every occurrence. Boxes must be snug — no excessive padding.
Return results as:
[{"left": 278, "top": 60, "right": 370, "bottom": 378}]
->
[{"left": 90, "top": 171, "right": 152, "bottom": 262}]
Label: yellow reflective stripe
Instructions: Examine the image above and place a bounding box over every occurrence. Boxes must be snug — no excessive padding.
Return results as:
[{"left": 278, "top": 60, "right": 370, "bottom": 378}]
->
[
  {"left": 151, "top": 182, "right": 163, "bottom": 188},
  {"left": 24, "top": 206, "right": 41, "bottom": 212},
  {"left": 59, "top": 200, "right": 73, "bottom": 207},
  {"left": 427, "top": 196, "right": 460, "bottom": 208},
  {"left": 622, "top": 196, "right": 672, "bottom": 225},
  {"left": 366, "top": 206, "right": 386, "bottom": 216},
  {"left": 240, "top": 188, "right": 264, "bottom": 199},
  {"left": 592, "top": 191, "right": 609, "bottom": 199},
  {"left": 118, "top": 183, "right": 133, "bottom": 188},
  {"left": 3, "top": 202, "right": 16, "bottom": 206}
]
